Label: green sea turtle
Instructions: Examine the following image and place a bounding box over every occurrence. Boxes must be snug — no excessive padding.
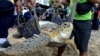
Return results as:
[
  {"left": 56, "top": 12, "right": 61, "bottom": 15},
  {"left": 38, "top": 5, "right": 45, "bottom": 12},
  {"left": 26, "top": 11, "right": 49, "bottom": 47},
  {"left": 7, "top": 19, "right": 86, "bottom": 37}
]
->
[{"left": 4, "top": 21, "right": 78, "bottom": 55}]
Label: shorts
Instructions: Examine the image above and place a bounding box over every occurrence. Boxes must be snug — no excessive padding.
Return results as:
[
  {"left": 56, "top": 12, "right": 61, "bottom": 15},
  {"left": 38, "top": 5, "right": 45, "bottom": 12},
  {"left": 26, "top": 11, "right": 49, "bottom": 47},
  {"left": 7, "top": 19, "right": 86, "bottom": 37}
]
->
[{"left": 73, "top": 20, "right": 92, "bottom": 52}]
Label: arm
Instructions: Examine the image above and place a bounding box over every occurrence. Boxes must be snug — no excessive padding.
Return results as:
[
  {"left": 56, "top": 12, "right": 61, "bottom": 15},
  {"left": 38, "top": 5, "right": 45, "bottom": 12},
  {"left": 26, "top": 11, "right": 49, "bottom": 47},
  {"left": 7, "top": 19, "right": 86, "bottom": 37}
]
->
[
  {"left": 60, "top": 0, "right": 70, "bottom": 6},
  {"left": 88, "top": 0, "right": 100, "bottom": 4},
  {"left": 14, "top": 0, "right": 22, "bottom": 12}
]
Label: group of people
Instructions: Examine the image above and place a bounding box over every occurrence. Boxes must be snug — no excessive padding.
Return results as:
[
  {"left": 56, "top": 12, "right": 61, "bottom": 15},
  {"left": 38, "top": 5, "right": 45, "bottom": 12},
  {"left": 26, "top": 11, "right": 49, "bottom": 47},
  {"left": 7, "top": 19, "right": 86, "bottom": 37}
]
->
[{"left": 0, "top": 0, "right": 100, "bottom": 56}]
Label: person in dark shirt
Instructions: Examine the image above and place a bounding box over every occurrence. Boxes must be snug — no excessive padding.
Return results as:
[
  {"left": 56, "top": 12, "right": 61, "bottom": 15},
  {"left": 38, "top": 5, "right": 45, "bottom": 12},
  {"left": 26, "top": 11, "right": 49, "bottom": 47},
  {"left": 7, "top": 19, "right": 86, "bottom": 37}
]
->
[
  {"left": 92, "top": 4, "right": 99, "bottom": 31},
  {"left": 0, "top": 0, "right": 15, "bottom": 48}
]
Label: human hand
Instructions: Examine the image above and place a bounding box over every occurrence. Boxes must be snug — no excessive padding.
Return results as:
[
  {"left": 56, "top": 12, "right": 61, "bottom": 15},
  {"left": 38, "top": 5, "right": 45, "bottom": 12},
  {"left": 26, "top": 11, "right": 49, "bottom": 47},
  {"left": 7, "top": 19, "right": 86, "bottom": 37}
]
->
[
  {"left": 89, "top": 0, "right": 100, "bottom": 4},
  {"left": 24, "top": 0, "right": 36, "bottom": 9},
  {"left": 15, "top": 0, "right": 22, "bottom": 12},
  {"left": 59, "top": 0, "right": 70, "bottom": 6}
]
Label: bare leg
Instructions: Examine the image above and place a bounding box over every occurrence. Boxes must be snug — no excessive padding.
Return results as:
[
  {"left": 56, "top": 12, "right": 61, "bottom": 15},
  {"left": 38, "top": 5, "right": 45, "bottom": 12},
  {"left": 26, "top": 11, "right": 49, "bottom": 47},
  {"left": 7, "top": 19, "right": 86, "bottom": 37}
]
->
[
  {"left": 57, "top": 44, "right": 66, "bottom": 56},
  {"left": 65, "top": 40, "right": 79, "bottom": 55},
  {"left": 80, "top": 51, "right": 88, "bottom": 56}
]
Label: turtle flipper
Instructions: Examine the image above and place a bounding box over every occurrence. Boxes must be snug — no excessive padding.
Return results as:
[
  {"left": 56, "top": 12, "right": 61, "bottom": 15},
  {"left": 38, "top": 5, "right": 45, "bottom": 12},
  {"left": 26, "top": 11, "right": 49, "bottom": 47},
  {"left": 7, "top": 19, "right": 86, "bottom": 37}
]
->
[
  {"left": 65, "top": 40, "right": 79, "bottom": 55},
  {"left": 4, "top": 34, "right": 50, "bottom": 55}
]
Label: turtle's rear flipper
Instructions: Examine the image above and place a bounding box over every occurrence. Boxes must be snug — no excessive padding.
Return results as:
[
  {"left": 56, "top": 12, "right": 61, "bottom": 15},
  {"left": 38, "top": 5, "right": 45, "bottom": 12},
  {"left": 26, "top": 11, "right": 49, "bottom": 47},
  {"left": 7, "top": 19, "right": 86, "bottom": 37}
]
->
[
  {"left": 65, "top": 40, "right": 79, "bottom": 55},
  {"left": 4, "top": 33, "right": 50, "bottom": 55},
  {"left": 13, "top": 33, "right": 23, "bottom": 39}
]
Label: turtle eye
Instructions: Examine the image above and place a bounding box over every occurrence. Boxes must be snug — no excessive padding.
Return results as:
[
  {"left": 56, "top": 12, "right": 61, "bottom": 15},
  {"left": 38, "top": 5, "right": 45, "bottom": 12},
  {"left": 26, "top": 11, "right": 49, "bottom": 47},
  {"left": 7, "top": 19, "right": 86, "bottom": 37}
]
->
[
  {"left": 65, "top": 23, "right": 70, "bottom": 27},
  {"left": 64, "top": 23, "right": 67, "bottom": 25}
]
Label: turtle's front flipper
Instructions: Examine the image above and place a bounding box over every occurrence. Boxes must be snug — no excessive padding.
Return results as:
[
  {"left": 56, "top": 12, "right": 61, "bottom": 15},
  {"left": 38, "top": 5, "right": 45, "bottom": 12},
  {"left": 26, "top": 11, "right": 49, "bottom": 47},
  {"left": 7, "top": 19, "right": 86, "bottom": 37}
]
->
[
  {"left": 4, "top": 34, "right": 50, "bottom": 55},
  {"left": 65, "top": 40, "right": 79, "bottom": 55}
]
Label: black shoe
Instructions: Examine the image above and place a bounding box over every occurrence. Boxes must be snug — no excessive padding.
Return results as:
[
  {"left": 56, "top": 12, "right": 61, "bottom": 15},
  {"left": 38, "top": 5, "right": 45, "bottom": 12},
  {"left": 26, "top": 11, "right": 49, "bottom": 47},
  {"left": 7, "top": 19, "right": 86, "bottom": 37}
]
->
[{"left": 1, "top": 41, "right": 11, "bottom": 48}]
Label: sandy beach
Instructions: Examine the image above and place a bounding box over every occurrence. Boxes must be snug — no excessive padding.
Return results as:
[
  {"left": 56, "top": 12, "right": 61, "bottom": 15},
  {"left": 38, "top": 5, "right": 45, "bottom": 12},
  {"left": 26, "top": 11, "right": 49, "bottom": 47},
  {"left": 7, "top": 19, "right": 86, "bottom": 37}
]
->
[{"left": 0, "top": 28, "right": 100, "bottom": 56}]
